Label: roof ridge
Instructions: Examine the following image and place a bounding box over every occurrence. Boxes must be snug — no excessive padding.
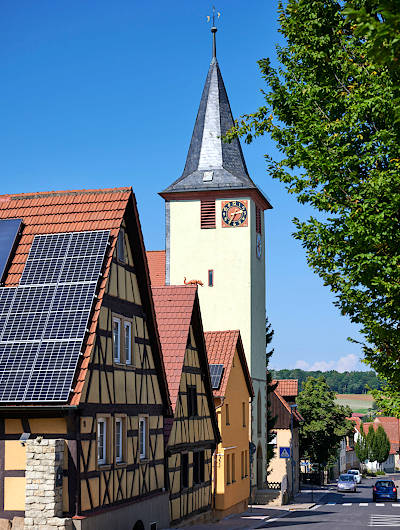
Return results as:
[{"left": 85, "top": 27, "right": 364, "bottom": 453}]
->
[{"left": 3, "top": 187, "right": 132, "bottom": 201}]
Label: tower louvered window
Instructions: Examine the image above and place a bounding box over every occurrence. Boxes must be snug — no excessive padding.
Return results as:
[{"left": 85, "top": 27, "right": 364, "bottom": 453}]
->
[
  {"left": 200, "top": 200, "right": 216, "bottom": 229},
  {"left": 256, "top": 206, "right": 262, "bottom": 234}
]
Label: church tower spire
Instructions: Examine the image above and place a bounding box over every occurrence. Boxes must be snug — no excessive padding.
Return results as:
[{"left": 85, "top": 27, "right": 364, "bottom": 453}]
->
[{"left": 161, "top": 20, "right": 269, "bottom": 200}]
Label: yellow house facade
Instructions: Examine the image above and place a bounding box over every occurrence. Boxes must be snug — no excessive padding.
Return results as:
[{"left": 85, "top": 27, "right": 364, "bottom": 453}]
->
[{"left": 205, "top": 330, "right": 253, "bottom": 517}]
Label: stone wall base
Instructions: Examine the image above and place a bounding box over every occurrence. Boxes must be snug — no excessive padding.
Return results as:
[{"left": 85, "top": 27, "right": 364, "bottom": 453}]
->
[{"left": 212, "top": 498, "right": 249, "bottom": 520}]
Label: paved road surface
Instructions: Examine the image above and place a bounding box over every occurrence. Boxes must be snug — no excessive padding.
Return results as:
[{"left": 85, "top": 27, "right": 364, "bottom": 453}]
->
[{"left": 261, "top": 474, "right": 400, "bottom": 529}]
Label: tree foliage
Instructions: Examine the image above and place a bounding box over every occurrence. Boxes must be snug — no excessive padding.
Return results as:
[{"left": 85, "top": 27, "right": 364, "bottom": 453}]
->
[
  {"left": 271, "top": 368, "right": 382, "bottom": 393},
  {"left": 296, "top": 376, "right": 353, "bottom": 466},
  {"left": 266, "top": 318, "right": 278, "bottom": 473},
  {"left": 226, "top": 0, "right": 400, "bottom": 403},
  {"left": 355, "top": 421, "right": 369, "bottom": 463},
  {"left": 373, "top": 425, "right": 391, "bottom": 465},
  {"left": 371, "top": 386, "right": 400, "bottom": 418}
]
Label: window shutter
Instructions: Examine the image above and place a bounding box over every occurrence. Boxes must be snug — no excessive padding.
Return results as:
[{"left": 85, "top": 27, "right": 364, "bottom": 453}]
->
[
  {"left": 256, "top": 207, "right": 262, "bottom": 234},
  {"left": 201, "top": 200, "right": 216, "bottom": 229}
]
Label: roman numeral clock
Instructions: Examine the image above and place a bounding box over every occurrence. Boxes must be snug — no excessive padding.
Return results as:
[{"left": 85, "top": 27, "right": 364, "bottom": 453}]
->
[{"left": 221, "top": 200, "right": 248, "bottom": 228}]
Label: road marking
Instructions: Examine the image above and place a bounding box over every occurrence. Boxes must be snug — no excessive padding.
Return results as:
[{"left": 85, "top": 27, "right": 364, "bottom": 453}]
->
[
  {"left": 392, "top": 503, "right": 400, "bottom": 506},
  {"left": 310, "top": 504, "right": 321, "bottom": 511},
  {"left": 343, "top": 503, "right": 352, "bottom": 506},
  {"left": 369, "top": 514, "right": 400, "bottom": 527},
  {"left": 360, "top": 503, "right": 368, "bottom": 506},
  {"left": 327, "top": 502, "right": 336, "bottom": 505},
  {"left": 376, "top": 503, "right": 385, "bottom": 506}
]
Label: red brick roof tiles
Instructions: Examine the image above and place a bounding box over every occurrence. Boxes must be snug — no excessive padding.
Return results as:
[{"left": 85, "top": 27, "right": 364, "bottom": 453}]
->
[
  {"left": 204, "top": 330, "right": 253, "bottom": 398},
  {"left": 0, "top": 187, "right": 131, "bottom": 406},
  {"left": 357, "top": 417, "right": 400, "bottom": 455},
  {"left": 146, "top": 251, "right": 166, "bottom": 286},
  {"left": 272, "top": 379, "right": 298, "bottom": 398},
  {"left": 151, "top": 285, "right": 197, "bottom": 410}
]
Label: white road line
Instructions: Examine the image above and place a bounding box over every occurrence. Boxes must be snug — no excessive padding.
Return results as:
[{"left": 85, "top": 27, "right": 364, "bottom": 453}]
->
[
  {"left": 343, "top": 503, "right": 352, "bottom": 506},
  {"left": 369, "top": 514, "right": 400, "bottom": 527},
  {"left": 310, "top": 504, "right": 321, "bottom": 511},
  {"left": 360, "top": 503, "right": 368, "bottom": 506},
  {"left": 327, "top": 502, "right": 336, "bottom": 505},
  {"left": 392, "top": 503, "right": 400, "bottom": 506},
  {"left": 376, "top": 503, "right": 385, "bottom": 506}
]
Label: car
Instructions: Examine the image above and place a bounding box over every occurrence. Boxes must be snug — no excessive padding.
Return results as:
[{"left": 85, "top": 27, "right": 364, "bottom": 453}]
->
[
  {"left": 348, "top": 469, "right": 362, "bottom": 484},
  {"left": 373, "top": 480, "right": 398, "bottom": 502},
  {"left": 337, "top": 473, "right": 357, "bottom": 493}
]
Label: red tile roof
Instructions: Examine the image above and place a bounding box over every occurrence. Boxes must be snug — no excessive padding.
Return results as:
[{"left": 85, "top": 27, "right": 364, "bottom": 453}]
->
[
  {"left": 358, "top": 417, "right": 400, "bottom": 455},
  {"left": 0, "top": 187, "right": 172, "bottom": 414},
  {"left": 204, "top": 330, "right": 253, "bottom": 398},
  {"left": 151, "top": 285, "right": 197, "bottom": 409},
  {"left": 272, "top": 379, "right": 298, "bottom": 398},
  {"left": 146, "top": 250, "right": 166, "bottom": 286}
]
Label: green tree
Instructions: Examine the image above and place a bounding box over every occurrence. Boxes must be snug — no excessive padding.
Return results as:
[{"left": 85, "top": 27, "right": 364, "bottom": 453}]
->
[
  {"left": 366, "top": 424, "right": 377, "bottom": 461},
  {"left": 266, "top": 318, "right": 278, "bottom": 474},
  {"left": 296, "top": 376, "right": 353, "bottom": 467},
  {"left": 355, "top": 422, "right": 369, "bottom": 463},
  {"left": 226, "top": 0, "right": 400, "bottom": 408},
  {"left": 371, "top": 386, "right": 400, "bottom": 418},
  {"left": 373, "top": 425, "right": 391, "bottom": 468}
]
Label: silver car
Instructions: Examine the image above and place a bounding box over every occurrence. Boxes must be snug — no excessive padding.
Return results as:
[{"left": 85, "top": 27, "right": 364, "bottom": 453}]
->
[
  {"left": 348, "top": 469, "right": 362, "bottom": 484},
  {"left": 337, "top": 473, "right": 357, "bottom": 493}
]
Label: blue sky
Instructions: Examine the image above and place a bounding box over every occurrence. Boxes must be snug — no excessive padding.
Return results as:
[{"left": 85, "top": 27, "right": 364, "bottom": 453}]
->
[{"left": 0, "top": 0, "right": 367, "bottom": 372}]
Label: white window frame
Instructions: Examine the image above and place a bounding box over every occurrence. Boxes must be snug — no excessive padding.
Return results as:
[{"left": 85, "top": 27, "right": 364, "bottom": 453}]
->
[
  {"left": 115, "top": 418, "right": 123, "bottom": 463},
  {"left": 139, "top": 417, "right": 147, "bottom": 460},
  {"left": 124, "top": 321, "right": 132, "bottom": 365},
  {"left": 113, "top": 317, "right": 121, "bottom": 363},
  {"left": 97, "top": 418, "right": 107, "bottom": 465}
]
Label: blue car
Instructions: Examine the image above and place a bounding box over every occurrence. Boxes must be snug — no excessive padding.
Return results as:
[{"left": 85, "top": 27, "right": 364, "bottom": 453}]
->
[{"left": 373, "top": 480, "right": 398, "bottom": 502}]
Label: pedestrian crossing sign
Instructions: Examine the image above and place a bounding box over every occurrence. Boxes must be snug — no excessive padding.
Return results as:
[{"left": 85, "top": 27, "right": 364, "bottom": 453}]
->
[{"left": 279, "top": 447, "right": 291, "bottom": 458}]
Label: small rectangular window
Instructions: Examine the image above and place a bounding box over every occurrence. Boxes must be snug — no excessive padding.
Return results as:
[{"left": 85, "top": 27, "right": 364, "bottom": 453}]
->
[
  {"left": 182, "top": 453, "right": 189, "bottom": 488},
  {"left": 200, "top": 450, "right": 205, "bottom": 483},
  {"left": 242, "top": 402, "right": 246, "bottom": 427},
  {"left": 124, "top": 321, "right": 132, "bottom": 365},
  {"left": 232, "top": 453, "right": 236, "bottom": 482},
  {"left": 226, "top": 454, "right": 231, "bottom": 485},
  {"left": 139, "top": 417, "right": 147, "bottom": 460},
  {"left": 187, "top": 386, "right": 198, "bottom": 417},
  {"left": 97, "top": 418, "right": 107, "bottom": 465},
  {"left": 113, "top": 318, "right": 121, "bottom": 363},
  {"left": 201, "top": 200, "right": 216, "bottom": 229},
  {"left": 245, "top": 450, "right": 248, "bottom": 477},
  {"left": 241, "top": 451, "right": 244, "bottom": 479},
  {"left": 193, "top": 452, "right": 200, "bottom": 485},
  {"left": 208, "top": 269, "right": 214, "bottom": 287},
  {"left": 225, "top": 403, "right": 230, "bottom": 426},
  {"left": 115, "top": 418, "right": 123, "bottom": 463},
  {"left": 117, "top": 229, "right": 125, "bottom": 262}
]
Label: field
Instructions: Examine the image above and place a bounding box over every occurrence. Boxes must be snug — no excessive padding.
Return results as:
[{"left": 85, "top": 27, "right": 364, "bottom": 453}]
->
[{"left": 335, "top": 393, "right": 375, "bottom": 414}]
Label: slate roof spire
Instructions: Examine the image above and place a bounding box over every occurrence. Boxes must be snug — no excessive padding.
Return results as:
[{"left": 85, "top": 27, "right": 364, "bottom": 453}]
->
[{"left": 161, "top": 21, "right": 261, "bottom": 195}]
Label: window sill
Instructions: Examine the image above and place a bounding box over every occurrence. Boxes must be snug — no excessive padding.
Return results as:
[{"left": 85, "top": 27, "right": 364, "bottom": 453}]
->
[
  {"left": 98, "top": 464, "right": 111, "bottom": 471},
  {"left": 116, "top": 461, "right": 127, "bottom": 468}
]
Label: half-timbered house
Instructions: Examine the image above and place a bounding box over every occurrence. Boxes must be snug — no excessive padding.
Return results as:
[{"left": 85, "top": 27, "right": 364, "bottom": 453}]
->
[
  {"left": 0, "top": 188, "right": 172, "bottom": 530},
  {"left": 151, "top": 286, "right": 220, "bottom": 525},
  {"left": 204, "top": 330, "right": 253, "bottom": 517}
]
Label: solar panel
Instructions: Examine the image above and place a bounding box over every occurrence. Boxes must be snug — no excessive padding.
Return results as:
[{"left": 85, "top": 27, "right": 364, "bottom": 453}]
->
[
  {"left": 0, "top": 229, "right": 110, "bottom": 402},
  {"left": 209, "top": 364, "right": 224, "bottom": 389},
  {"left": 0, "top": 219, "right": 22, "bottom": 285}
]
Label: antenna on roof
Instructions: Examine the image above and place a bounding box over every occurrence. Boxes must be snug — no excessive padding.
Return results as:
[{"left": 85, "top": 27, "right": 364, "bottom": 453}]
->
[{"left": 206, "top": 6, "right": 221, "bottom": 60}]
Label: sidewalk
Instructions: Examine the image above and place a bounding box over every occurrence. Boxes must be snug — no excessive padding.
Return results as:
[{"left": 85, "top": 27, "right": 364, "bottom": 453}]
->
[{"left": 177, "top": 486, "right": 331, "bottom": 529}]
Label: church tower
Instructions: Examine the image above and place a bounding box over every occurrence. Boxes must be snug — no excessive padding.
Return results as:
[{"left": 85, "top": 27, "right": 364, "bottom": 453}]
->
[{"left": 160, "top": 24, "right": 272, "bottom": 490}]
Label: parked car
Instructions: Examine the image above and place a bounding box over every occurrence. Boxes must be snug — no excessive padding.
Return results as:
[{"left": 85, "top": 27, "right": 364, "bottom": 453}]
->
[
  {"left": 337, "top": 474, "right": 357, "bottom": 493},
  {"left": 373, "top": 480, "right": 398, "bottom": 502},
  {"left": 348, "top": 469, "right": 362, "bottom": 484}
]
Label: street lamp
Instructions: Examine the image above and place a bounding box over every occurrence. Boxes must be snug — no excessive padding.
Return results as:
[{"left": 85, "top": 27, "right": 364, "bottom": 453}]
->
[{"left": 290, "top": 404, "right": 297, "bottom": 498}]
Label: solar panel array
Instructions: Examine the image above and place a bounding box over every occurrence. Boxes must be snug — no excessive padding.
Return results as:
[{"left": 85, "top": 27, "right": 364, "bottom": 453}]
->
[
  {"left": 209, "top": 364, "right": 224, "bottom": 389},
  {"left": 0, "top": 230, "right": 110, "bottom": 402},
  {"left": 0, "top": 219, "right": 22, "bottom": 284}
]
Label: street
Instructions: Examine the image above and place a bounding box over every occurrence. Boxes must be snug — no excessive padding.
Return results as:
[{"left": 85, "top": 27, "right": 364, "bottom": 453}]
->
[{"left": 261, "top": 474, "right": 400, "bottom": 529}]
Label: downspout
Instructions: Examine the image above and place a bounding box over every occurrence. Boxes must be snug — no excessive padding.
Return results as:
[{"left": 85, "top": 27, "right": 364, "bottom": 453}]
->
[{"left": 213, "top": 396, "right": 224, "bottom": 510}]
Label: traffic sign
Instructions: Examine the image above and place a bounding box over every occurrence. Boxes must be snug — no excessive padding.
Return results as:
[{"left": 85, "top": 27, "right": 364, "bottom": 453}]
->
[{"left": 279, "top": 446, "right": 291, "bottom": 459}]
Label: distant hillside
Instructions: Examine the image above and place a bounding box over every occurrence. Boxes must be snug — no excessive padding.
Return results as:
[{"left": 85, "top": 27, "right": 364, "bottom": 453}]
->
[{"left": 270, "top": 369, "right": 382, "bottom": 394}]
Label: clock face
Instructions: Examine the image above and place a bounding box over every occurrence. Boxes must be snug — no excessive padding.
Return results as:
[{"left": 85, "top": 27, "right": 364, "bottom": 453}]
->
[
  {"left": 221, "top": 200, "right": 248, "bottom": 228},
  {"left": 256, "top": 233, "right": 262, "bottom": 259}
]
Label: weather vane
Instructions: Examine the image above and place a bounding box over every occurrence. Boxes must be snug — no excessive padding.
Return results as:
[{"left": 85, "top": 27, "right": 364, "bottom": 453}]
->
[
  {"left": 206, "top": 6, "right": 221, "bottom": 28},
  {"left": 206, "top": 6, "right": 221, "bottom": 60}
]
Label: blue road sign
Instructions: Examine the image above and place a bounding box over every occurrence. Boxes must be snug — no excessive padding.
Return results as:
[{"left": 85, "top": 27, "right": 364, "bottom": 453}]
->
[{"left": 279, "top": 446, "right": 291, "bottom": 459}]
